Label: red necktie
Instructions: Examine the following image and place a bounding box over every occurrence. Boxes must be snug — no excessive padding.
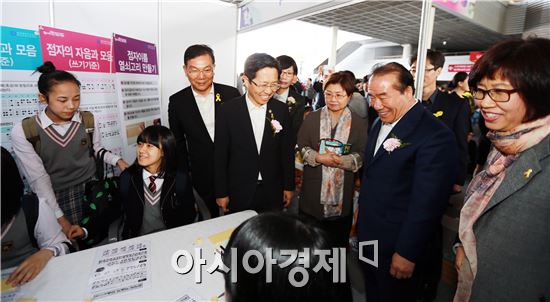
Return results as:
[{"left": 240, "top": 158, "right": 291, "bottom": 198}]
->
[{"left": 148, "top": 175, "right": 157, "bottom": 193}]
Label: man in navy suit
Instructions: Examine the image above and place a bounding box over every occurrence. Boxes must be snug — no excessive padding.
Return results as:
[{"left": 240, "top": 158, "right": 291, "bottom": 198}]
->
[
  {"left": 215, "top": 53, "right": 294, "bottom": 213},
  {"left": 168, "top": 45, "right": 241, "bottom": 218},
  {"left": 358, "top": 63, "right": 456, "bottom": 302}
]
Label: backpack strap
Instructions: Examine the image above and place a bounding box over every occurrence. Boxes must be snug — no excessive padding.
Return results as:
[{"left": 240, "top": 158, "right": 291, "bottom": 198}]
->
[
  {"left": 20, "top": 194, "right": 39, "bottom": 249},
  {"left": 22, "top": 116, "right": 41, "bottom": 155}
]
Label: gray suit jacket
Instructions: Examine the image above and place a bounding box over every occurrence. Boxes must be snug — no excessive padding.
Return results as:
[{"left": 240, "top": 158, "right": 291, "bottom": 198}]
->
[{"left": 467, "top": 134, "right": 550, "bottom": 301}]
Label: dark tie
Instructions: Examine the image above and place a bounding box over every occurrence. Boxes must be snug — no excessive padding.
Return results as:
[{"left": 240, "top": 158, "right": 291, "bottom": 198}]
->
[{"left": 148, "top": 175, "right": 157, "bottom": 193}]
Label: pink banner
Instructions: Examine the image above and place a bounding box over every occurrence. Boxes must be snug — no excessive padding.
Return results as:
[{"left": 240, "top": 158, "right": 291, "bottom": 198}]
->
[{"left": 39, "top": 25, "right": 112, "bottom": 73}]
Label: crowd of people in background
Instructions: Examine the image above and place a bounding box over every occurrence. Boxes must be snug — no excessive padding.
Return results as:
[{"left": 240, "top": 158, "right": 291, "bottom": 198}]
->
[{"left": 2, "top": 37, "right": 549, "bottom": 302}]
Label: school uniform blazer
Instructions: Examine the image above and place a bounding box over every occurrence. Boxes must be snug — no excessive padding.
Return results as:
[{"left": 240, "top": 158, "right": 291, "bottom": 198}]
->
[
  {"left": 168, "top": 83, "right": 241, "bottom": 199},
  {"left": 214, "top": 96, "right": 295, "bottom": 212},
  {"left": 465, "top": 134, "right": 550, "bottom": 301},
  {"left": 430, "top": 90, "right": 471, "bottom": 185},
  {"left": 358, "top": 102, "right": 457, "bottom": 264},
  {"left": 120, "top": 167, "right": 196, "bottom": 240}
]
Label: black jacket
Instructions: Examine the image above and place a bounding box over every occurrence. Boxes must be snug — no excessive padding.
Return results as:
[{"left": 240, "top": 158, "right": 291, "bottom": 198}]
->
[
  {"left": 168, "top": 83, "right": 241, "bottom": 200},
  {"left": 120, "top": 166, "right": 196, "bottom": 240},
  {"left": 214, "top": 96, "right": 295, "bottom": 212}
]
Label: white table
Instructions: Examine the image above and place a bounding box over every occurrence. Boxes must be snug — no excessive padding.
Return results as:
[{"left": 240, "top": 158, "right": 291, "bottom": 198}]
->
[{"left": 12, "top": 211, "right": 257, "bottom": 301}]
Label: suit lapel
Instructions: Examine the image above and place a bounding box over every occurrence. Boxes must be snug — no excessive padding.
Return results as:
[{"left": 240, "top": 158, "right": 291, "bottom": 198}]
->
[
  {"left": 259, "top": 100, "right": 274, "bottom": 155},
  {"left": 366, "top": 103, "right": 424, "bottom": 168},
  {"left": 364, "top": 119, "right": 381, "bottom": 164},
  {"left": 481, "top": 136, "right": 549, "bottom": 215}
]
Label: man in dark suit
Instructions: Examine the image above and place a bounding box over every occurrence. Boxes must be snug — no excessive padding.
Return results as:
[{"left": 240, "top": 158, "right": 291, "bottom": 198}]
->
[
  {"left": 215, "top": 53, "right": 294, "bottom": 214},
  {"left": 168, "top": 44, "right": 240, "bottom": 218},
  {"left": 410, "top": 50, "right": 470, "bottom": 301},
  {"left": 274, "top": 55, "right": 306, "bottom": 144},
  {"left": 358, "top": 63, "right": 456, "bottom": 302}
]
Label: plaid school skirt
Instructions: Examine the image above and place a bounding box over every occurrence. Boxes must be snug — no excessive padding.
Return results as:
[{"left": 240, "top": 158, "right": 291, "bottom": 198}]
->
[{"left": 55, "top": 179, "right": 91, "bottom": 225}]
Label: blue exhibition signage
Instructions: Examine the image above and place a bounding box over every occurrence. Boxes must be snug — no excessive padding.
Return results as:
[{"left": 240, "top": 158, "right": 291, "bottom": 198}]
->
[{"left": 0, "top": 26, "right": 43, "bottom": 70}]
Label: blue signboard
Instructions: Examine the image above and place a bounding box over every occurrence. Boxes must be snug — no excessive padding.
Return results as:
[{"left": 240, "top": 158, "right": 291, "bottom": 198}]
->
[{"left": 0, "top": 26, "right": 43, "bottom": 70}]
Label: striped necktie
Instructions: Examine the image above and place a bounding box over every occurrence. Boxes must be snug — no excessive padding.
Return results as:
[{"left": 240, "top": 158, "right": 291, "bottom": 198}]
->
[{"left": 148, "top": 175, "right": 157, "bottom": 193}]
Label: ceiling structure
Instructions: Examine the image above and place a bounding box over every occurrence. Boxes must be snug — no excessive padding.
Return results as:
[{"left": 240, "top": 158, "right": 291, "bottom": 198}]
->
[{"left": 298, "top": 1, "right": 521, "bottom": 52}]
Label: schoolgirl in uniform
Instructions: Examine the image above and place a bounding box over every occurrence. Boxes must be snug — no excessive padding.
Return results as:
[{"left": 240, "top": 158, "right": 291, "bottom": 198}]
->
[
  {"left": 1, "top": 147, "right": 72, "bottom": 286},
  {"left": 118, "top": 125, "right": 196, "bottom": 239},
  {"left": 10, "top": 62, "right": 129, "bottom": 234}
]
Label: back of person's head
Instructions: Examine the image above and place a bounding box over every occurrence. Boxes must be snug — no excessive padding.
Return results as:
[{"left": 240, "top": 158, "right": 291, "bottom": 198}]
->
[
  {"left": 410, "top": 49, "right": 445, "bottom": 69},
  {"left": 448, "top": 72, "right": 469, "bottom": 90},
  {"left": 243, "top": 53, "right": 281, "bottom": 80},
  {"left": 1, "top": 147, "right": 24, "bottom": 224},
  {"left": 370, "top": 62, "right": 415, "bottom": 94},
  {"left": 184, "top": 44, "right": 215, "bottom": 66},
  {"left": 324, "top": 71, "right": 355, "bottom": 96},
  {"left": 35, "top": 61, "right": 81, "bottom": 99},
  {"left": 276, "top": 55, "right": 298, "bottom": 75},
  {"left": 133, "top": 125, "right": 177, "bottom": 176},
  {"left": 223, "top": 213, "right": 339, "bottom": 302},
  {"left": 469, "top": 37, "right": 550, "bottom": 122}
]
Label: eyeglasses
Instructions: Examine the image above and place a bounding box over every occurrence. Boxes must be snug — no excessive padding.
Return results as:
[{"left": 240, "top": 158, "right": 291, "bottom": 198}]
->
[
  {"left": 410, "top": 67, "right": 436, "bottom": 74},
  {"left": 472, "top": 87, "right": 517, "bottom": 103},
  {"left": 324, "top": 92, "right": 348, "bottom": 101},
  {"left": 280, "top": 70, "right": 295, "bottom": 78},
  {"left": 187, "top": 66, "right": 214, "bottom": 77},
  {"left": 250, "top": 79, "right": 281, "bottom": 91}
]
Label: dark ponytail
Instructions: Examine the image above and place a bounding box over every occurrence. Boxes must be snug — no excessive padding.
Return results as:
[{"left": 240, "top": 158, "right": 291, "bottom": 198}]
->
[{"left": 35, "top": 61, "right": 81, "bottom": 97}]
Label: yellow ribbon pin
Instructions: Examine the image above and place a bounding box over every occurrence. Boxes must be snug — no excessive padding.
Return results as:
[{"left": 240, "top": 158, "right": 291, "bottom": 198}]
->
[
  {"left": 523, "top": 168, "right": 533, "bottom": 178},
  {"left": 434, "top": 111, "right": 444, "bottom": 117},
  {"left": 215, "top": 93, "right": 221, "bottom": 103}
]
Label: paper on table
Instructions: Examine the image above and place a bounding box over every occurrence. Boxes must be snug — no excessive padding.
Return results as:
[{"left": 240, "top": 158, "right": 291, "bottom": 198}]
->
[
  {"left": 1, "top": 268, "right": 21, "bottom": 302},
  {"left": 174, "top": 287, "right": 206, "bottom": 302},
  {"left": 88, "top": 240, "right": 152, "bottom": 299}
]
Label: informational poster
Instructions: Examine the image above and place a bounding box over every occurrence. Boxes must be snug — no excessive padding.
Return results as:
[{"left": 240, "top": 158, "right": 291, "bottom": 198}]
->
[
  {"left": 89, "top": 240, "right": 151, "bottom": 299},
  {"left": 112, "top": 33, "right": 161, "bottom": 162},
  {"left": 0, "top": 26, "right": 43, "bottom": 152},
  {"left": 39, "top": 25, "right": 124, "bottom": 157},
  {"left": 434, "top": 0, "right": 476, "bottom": 19}
]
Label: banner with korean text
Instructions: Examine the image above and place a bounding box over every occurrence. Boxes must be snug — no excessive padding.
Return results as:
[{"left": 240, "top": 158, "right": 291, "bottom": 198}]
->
[
  {"left": 0, "top": 26, "right": 43, "bottom": 152},
  {"left": 39, "top": 25, "right": 124, "bottom": 159},
  {"left": 112, "top": 33, "right": 160, "bottom": 162}
]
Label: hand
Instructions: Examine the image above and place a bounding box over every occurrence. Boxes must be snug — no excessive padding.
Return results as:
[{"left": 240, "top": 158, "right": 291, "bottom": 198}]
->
[
  {"left": 455, "top": 246, "right": 465, "bottom": 272},
  {"left": 57, "top": 216, "right": 71, "bottom": 237},
  {"left": 390, "top": 252, "right": 415, "bottom": 279},
  {"left": 116, "top": 159, "right": 129, "bottom": 172},
  {"left": 315, "top": 151, "right": 340, "bottom": 168},
  {"left": 6, "top": 249, "right": 54, "bottom": 286},
  {"left": 68, "top": 224, "right": 85, "bottom": 240},
  {"left": 453, "top": 184, "right": 463, "bottom": 193},
  {"left": 283, "top": 190, "right": 293, "bottom": 208},
  {"left": 216, "top": 197, "right": 230, "bottom": 213}
]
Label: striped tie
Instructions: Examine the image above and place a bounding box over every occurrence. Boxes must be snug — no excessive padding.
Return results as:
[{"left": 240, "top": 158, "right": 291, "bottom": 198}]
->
[{"left": 148, "top": 175, "right": 157, "bottom": 193}]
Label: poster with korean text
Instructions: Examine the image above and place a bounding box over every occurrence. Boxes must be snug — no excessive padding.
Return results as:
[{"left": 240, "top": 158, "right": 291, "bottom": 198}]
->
[
  {"left": 112, "top": 33, "right": 160, "bottom": 162},
  {"left": 0, "top": 26, "right": 43, "bottom": 152},
  {"left": 39, "top": 25, "right": 124, "bottom": 160}
]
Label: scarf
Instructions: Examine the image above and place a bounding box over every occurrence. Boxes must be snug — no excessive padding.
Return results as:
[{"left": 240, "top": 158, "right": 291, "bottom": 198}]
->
[
  {"left": 454, "top": 115, "right": 550, "bottom": 301},
  {"left": 319, "top": 106, "right": 352, "bottom": 218}
]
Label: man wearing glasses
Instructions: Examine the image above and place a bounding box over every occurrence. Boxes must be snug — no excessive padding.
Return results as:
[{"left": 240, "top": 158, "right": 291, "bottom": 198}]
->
[
  {"left": 215, "top": 53, "right": 295, "bottom": 214},
  {"left": 410, "top": 49, "right": 470, "bottom": 302},
  {"left": 274, "top": 55, "right": 306, "bottom": 145},
  {"left": 168, "top": 44, "right": 241, "bottom": 218}
]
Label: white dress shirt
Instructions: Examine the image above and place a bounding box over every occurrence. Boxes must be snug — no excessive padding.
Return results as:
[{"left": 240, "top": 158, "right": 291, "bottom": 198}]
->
[
  {"left": 11, "top": 109, "right": 121, "bottom": 218},
  {"left": 245, "top": 94, "right": 267, "bottom": 180},
  {"left": 192, "top": 85, "right": 215, "bottom": 141},
  {"left": 274, "top": 88, "right": 290, "bottom": 104},
  {"left": 142, "top": 169, "right": 164, "bottom": 192},
  {"left": 373, "top": 101, "right": 417, "bottom": 155}
]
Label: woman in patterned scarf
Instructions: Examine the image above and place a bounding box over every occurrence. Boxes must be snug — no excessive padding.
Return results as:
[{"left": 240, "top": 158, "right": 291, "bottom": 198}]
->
[{"left": 454, "top": 37, "right": 550, "bottom": 301}]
